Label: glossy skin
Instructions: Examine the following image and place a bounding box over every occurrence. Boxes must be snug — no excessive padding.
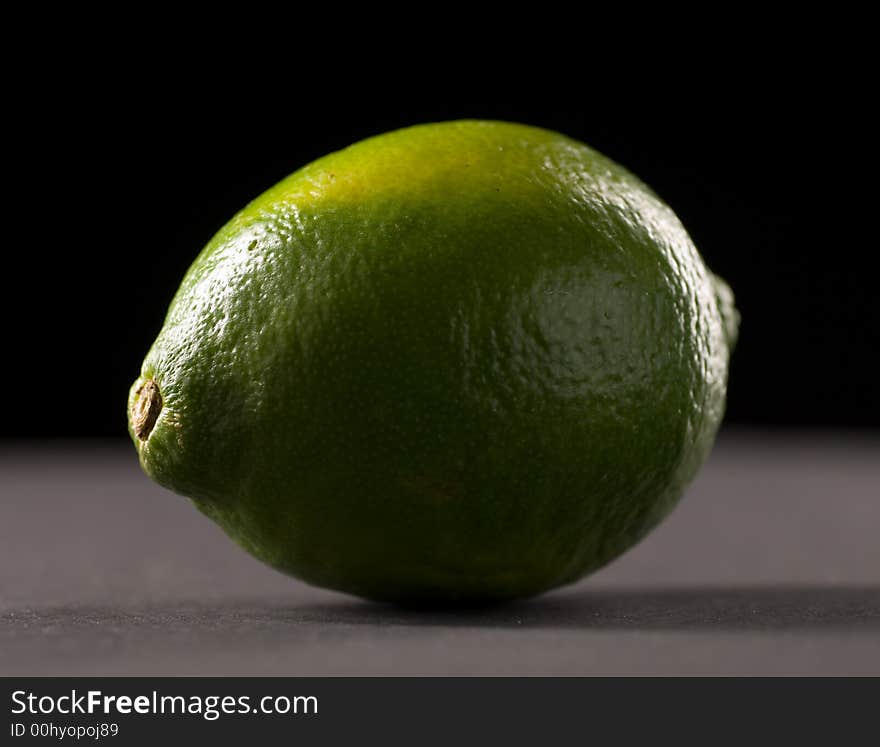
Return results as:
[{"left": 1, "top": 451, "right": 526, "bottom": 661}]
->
[{"left": 129, "top": 121, "right": 738, "bottom": 602}]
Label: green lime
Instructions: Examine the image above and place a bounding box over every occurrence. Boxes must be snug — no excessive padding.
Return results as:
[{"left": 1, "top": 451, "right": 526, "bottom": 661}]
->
[{"left": 129, "top": 120, "right": 738, "bottom": 602}]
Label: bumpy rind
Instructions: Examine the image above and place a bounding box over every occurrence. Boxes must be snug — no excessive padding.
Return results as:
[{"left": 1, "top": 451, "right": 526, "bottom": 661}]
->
[{"left": 130, "top": 120, "right": 737, "bottom": 602}]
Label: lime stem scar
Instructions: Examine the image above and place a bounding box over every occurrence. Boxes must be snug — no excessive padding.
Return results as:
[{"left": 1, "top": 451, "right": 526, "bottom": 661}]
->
[{"left": 133, "top": 379, "right": 162, "bottom": 441}]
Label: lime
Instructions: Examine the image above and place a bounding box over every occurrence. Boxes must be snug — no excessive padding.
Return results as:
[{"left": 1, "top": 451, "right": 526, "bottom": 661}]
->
[{"left": 129, "top": 120, "right": 738, "bottom": 602}]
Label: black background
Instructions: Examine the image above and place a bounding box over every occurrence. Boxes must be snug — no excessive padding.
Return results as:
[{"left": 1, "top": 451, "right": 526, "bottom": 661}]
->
[{"left": 7, "top": 55, "right": 874, "bottom": 438}]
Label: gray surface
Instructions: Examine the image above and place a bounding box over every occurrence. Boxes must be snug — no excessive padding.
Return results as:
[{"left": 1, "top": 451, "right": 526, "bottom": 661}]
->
[{"left": 1, "top": 430, "right": 879, "bottom": 676}]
